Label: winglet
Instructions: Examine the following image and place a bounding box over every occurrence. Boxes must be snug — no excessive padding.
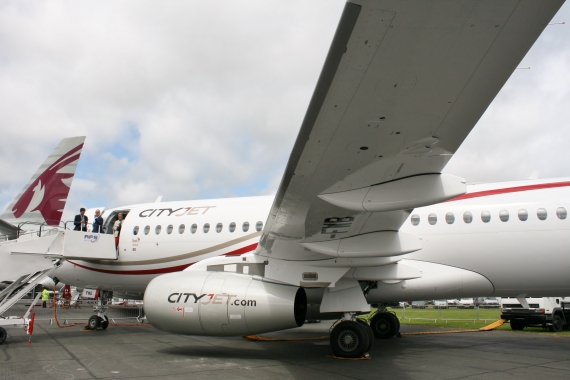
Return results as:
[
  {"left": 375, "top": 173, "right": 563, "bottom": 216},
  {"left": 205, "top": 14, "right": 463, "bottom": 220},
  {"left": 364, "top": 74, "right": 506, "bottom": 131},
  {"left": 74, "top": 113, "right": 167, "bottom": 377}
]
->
[{"left": 0, "top": 136, "right": 86, "bottom": 226}]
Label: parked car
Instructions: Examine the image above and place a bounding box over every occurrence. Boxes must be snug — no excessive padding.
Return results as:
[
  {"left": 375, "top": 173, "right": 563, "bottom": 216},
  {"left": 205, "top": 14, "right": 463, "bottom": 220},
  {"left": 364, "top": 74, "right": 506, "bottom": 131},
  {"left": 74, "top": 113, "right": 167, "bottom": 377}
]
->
[
  {"left": 412, "top": 300, "right": 427, "bottom": 309},
  {"left": 481, "top": 297, "right": 500, "bottom": 308},
  {"left": 433, "top": 299, "right": 449, "bottom": 309},
  {"left": 458, "top": 298, "right": 475, "bottom": 309},
  {"left": 447, "top": 299, "right": 459, "bottom": 307}
]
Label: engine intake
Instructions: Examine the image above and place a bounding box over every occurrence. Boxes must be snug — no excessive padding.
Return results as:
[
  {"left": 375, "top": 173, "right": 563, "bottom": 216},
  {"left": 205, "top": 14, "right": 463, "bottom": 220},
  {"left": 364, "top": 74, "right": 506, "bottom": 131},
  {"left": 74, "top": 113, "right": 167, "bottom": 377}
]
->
[{"left": 144, "top": 271, "right": 307, "bottom": 336}]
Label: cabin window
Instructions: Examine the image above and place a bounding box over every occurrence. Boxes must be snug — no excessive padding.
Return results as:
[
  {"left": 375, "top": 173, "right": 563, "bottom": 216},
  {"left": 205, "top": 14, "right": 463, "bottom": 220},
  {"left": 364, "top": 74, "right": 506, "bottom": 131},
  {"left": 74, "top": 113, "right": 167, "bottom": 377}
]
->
[
  {"left": 411, "top": 214, "right": 420, "bottom": 226},
  {"left": 155, "top": 225, "right": 162, "bottom": 234},
  {"left": 166, "top": 224, "right": 173, "bottom": 234},
  {"left": 518, "top": 209, "right": 528, "bottom": 221},
  {"left": 537, "top": 208, "right": 547, "bottom": 220},
  {"left": 463, "top": 211, "right": 473, "bottom": 224},
  {"left": 191, "top": 224, "right": 197, "bottom": 234},
  {"left": 216, "top": 223, "right": 223, "bottom": 233},
  {"left": 203, "top": 223, "right": 210, "bottom": 233},
  {"left": 243, "top": 221, "right": 250, "bottom": 232},
  {"left": 178, "top": 224, "right": 185, "bottom": 234},
  {"left": 481, "top": 211, "right": 491, "bottom": 223},
  {"left": 428, "top": 213, "right": 437, "bottom": 225},
  {"left": 133, "top": 226, "right": 139, "bottom": 235},
  {"left": 499, "top": 210, "right": 509, "bottom": 222},
  {"left": 445, "top": 212, "right": 455, "bottom": 224},
  {"left": 229, "top": 222, "right": 236, "bottom": 232},
  {"left": 144, "top": 225, "right": 150, "bottom": 235},
  {"left": 256, "top": 221, "right": 263, "bottom": 232},
  {"left": 556, "top": 207, "right": 567, "bottom": 220}
]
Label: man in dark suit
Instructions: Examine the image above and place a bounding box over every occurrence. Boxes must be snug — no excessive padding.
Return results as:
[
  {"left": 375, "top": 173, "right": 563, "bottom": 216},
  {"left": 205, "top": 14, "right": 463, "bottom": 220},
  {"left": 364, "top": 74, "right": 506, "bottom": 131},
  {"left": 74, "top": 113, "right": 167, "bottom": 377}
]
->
[
  {"left": 74, "top": 207, "right": 88, "bottom": 231},
  {"left": 92, "top": 209, "right": 104, "bottom": 233}
]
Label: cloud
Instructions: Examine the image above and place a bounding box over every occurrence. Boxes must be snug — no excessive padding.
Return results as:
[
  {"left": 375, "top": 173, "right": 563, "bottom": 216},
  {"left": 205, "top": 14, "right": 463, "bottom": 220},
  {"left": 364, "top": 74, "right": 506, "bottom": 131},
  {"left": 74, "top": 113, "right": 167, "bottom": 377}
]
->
[
  {"left": 444, "top": 17, "right": 570, "bottom": 183},
  {"left": 0, "top": 1, "right": 568, "bottom": 224}
]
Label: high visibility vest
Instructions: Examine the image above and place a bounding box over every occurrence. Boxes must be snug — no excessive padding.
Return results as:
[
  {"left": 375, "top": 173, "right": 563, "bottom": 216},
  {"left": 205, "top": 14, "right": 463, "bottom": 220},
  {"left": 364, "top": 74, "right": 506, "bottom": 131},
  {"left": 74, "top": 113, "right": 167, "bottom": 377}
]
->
[{"left": 42, "top": 289, "right": 50, "bottom": 301}]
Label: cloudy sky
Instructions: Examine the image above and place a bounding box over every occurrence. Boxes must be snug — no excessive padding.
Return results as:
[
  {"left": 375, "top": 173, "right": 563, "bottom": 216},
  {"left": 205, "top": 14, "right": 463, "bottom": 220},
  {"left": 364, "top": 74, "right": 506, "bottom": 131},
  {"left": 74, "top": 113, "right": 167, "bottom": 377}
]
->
[{"left": 0, "top": 1, "right": 568, "bottom": 223}]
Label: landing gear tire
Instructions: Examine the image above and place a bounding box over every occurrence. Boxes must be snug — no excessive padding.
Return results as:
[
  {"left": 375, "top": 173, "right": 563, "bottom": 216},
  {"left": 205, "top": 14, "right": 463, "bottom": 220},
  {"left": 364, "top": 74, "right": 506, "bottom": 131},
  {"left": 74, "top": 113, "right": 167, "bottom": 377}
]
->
[
  {"left": 330, "top": 320, "right": 370, "bottom": 358},
  {"left": 392, "top": 313, "right": 401, "bottom": 334},
  {"left": 510, "top": 320, "right": 525, "bottom": 331},
  {"left": 100, "top": 315, "right": 109, "bottom": 330},
  {"left": 356, "top": 320, "right": 374, "bottom": 353},
  {"left": 548, "top": 314, "right": 563, "bottom": 332},
  {"left": 88, "top": 315, "right": 100, "bottom": 330},
  {"left": 0, "top": 327, "right": 6, "bottom": 345},
  {"left": 370, "top": 312, "right": 399, "bottom": 339}
]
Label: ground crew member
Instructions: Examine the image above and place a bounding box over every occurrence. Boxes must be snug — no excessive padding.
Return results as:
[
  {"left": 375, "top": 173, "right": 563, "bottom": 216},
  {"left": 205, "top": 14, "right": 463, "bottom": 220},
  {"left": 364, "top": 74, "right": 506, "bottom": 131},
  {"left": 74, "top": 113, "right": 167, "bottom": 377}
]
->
[{"left": 42, "top": 287, "right": 50, "bottom": 308}]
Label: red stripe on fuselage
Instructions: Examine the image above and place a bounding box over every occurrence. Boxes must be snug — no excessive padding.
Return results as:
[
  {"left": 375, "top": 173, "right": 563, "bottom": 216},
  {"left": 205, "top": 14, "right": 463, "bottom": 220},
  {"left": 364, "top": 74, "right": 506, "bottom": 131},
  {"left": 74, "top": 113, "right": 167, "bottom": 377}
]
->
[
  {"left": 67, "top": 243, "right": 258, "bottom": 275},
  {"left": 67, "top": 261, "right": 194, "bottom": 275},
  {"left": 446, "top": 181, "right": 570, "bottom": 203},
  {"left": 222, "top": 243, "right": 258, "bottom": 256}
]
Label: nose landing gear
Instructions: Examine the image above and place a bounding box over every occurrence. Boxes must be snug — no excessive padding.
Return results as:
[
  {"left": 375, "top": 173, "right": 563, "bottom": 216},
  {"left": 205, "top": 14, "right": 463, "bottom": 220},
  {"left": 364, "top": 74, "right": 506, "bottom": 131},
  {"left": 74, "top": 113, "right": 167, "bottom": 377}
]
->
[
  {"left": 87, "top": 314, "right": 109, "bottom": 330},
  {"left": 85, "top": 290, "right": 112, "bottom": 330}
]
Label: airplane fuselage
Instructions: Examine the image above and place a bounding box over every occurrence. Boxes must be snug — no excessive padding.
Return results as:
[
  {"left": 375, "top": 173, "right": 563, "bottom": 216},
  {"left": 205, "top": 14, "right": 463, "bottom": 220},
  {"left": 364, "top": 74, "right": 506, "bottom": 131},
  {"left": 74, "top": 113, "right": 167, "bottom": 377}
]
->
[
  {"left": 55, "top": 196, "right": 273, "bottom": 296},
  {"left": 53, "top": 178, "right": 570, "bottom": 300}
]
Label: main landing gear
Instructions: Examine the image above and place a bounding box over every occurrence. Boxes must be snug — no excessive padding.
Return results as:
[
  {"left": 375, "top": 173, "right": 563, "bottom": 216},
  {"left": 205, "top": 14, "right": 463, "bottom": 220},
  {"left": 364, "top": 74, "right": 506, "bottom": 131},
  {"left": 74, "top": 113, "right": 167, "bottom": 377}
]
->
[
  {"left": 330, "top": 314, "right": 373, "bottom": 358},
  {"left": 370, "top": 311, "right": 400, "bottom": 339},
  {"left": 329, "top": 309, "right": 401, "bottom": 358}
]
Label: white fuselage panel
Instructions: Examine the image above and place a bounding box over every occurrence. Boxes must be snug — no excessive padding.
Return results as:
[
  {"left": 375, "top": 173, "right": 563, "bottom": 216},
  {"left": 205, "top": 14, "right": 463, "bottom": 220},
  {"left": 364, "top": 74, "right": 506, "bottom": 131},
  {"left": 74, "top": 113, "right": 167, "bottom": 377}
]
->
[{"left": 53, "top": 179, "right": 570, "bottom": 299}]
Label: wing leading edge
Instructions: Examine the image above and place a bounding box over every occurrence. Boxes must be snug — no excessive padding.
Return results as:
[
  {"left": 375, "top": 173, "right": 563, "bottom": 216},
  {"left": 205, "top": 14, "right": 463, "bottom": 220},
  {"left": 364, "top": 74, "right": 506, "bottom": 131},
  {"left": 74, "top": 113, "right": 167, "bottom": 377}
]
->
[{"left": 256, "top": 0, "right": 563, "bottom": 275}]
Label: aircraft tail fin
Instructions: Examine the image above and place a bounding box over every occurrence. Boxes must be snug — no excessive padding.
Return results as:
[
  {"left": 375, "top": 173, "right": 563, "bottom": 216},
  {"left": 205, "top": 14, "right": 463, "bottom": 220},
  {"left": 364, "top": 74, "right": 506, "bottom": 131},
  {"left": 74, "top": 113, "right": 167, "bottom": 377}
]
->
[{"left": 0, "top": 136, "right": 86, "bottom": 227}]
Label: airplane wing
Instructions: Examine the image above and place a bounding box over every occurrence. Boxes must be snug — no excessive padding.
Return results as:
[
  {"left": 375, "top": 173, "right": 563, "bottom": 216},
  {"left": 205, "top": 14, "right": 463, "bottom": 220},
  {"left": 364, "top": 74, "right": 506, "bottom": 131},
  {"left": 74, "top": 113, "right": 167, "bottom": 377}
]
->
[{"left": 256, "top": 0, "right": 563, "bottom": 283}]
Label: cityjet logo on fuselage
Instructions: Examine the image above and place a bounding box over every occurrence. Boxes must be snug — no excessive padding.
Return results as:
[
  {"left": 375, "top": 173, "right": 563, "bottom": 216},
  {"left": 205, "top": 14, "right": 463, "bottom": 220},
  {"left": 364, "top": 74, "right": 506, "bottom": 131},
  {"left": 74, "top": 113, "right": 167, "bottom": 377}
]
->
[
  {"left": 167, "top": 292, "right": 257, "bottom": 307},
  {"left": 139, "top": 206, "right": 216, "bottom": 218}
]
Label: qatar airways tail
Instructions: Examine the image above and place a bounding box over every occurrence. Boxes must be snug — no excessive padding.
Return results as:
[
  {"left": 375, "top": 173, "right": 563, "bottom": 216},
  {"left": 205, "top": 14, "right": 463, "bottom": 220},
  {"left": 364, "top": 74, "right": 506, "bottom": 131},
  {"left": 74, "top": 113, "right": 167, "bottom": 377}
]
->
[{"left": 0, "top": 136, "right": 86, "bottom": 239}]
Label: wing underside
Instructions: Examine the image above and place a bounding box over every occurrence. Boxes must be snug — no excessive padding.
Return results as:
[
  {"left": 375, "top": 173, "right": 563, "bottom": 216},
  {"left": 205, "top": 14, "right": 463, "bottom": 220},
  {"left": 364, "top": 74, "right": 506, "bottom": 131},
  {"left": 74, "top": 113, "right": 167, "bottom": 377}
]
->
[{"left": 256, "top": 0, "right": 563, "bottom": 280}]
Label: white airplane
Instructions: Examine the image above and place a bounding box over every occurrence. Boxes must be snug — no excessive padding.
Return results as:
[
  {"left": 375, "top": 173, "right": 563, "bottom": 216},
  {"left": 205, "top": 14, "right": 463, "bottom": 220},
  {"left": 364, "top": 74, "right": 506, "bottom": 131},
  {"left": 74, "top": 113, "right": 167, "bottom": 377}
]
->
[{"left": 2, "top": 0, "right": 568, "bottom": 358}]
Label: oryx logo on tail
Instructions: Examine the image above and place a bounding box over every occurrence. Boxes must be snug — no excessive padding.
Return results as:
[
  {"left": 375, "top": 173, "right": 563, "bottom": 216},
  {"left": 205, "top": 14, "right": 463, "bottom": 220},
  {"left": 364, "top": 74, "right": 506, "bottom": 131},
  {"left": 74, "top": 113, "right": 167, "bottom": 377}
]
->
[{"left": 1, "top": 136, "right": 86, "bottom": 226}]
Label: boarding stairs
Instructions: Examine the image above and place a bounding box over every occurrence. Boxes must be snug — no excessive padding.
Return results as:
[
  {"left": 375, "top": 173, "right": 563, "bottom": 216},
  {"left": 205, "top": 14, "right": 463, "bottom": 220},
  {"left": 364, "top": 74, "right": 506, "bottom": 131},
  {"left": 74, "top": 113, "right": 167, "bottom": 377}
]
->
[
  {"left": 0, "top": 228, "right": 117, "bottom": 307},
  {"left": 0, "top": 265, "right": 60, "bottom": 316},
  {"left": 0, "top": 229, "right": 118, "bottom": 344},
  {"left": 0, "top": 228, "right": 117, "bottom": 261},
  {"left": 0, "top": 228, "right": 116, "bottom": 287},
  {"left": 0, "top": 263, "right": 61, "bottom": 344}
]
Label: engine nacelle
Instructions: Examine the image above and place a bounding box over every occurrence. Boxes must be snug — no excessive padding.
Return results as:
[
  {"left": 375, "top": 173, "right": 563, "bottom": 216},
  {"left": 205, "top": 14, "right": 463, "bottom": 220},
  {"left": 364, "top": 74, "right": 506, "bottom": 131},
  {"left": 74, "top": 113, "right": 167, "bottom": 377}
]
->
[{"left": 144, "top": 271, "right": 307, "bottom": 336}]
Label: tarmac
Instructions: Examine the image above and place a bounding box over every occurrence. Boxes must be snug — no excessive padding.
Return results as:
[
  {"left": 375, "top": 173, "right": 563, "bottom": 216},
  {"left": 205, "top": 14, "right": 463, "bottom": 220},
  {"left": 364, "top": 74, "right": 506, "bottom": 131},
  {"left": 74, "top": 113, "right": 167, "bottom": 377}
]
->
[{"left": 1, "top": 314, "right": 570, "bottom": 380}]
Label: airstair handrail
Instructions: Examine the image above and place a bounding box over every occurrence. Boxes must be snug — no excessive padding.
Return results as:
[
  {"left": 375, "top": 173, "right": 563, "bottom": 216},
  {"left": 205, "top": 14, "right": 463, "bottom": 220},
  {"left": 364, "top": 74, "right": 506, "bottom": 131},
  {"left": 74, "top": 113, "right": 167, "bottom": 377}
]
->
[{"left": 16, "top": 220, "right": 67, "bottom": 239}]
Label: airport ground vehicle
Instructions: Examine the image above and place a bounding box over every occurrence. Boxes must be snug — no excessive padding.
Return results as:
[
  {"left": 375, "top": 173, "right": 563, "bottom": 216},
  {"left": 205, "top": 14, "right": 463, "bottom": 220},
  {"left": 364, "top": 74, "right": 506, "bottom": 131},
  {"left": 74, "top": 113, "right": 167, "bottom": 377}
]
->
[
  {"left": 412, "top": 301, "right": 427, "bottom": 309},
  {"left": 500, "top": 297, "right": 570, "bottom": 332},
  {"left": 433, "top": 300, "right": 449, "bottom": 309},
  {"left": 458, "top": 298, "right": 475, "bottom": 309},
  {"left": 480, "top": 297, "right": 500, "bottom": 308}
]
